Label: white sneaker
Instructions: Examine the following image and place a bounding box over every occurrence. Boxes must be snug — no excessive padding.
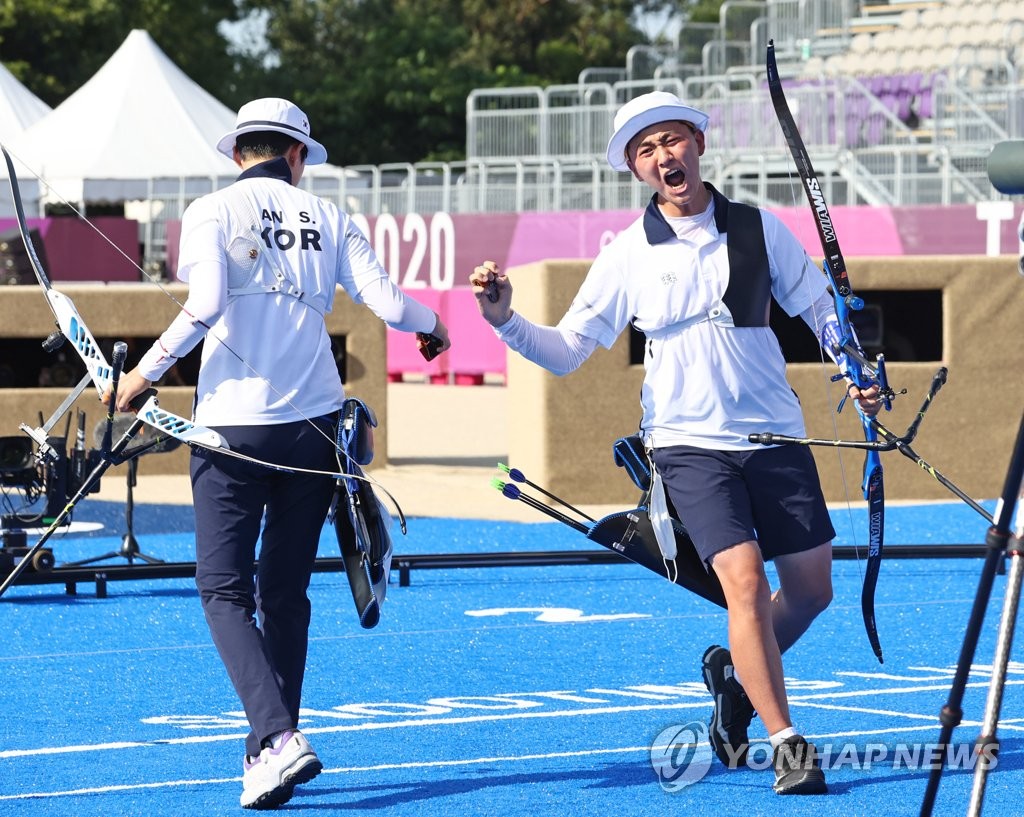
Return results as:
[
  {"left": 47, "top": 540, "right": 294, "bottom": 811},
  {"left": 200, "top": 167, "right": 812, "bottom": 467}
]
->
[{"left": 240, "top": 730, "right": 322, "bottom": 809}]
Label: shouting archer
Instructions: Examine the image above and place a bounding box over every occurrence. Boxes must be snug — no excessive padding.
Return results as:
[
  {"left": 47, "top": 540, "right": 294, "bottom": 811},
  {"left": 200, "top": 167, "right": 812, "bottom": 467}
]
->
[{"left": 469, "top": 90, "right": 881, "bottom": 795}]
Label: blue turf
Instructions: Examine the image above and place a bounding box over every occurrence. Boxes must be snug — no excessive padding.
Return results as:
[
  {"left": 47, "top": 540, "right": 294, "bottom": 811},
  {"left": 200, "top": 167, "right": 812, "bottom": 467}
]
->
[{"left": 1, "top": 498, "right": 1021, "bottom": 817}]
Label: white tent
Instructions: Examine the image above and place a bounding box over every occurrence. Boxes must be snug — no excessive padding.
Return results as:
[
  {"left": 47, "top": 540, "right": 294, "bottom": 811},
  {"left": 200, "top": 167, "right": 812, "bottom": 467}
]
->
[
  {"left": 7, "top": 29, "right": 351, "bottom": 205},
  {"left": 0, "top": 63, "right": 51, "bottom": 144},
  {"left": 4, "top": 29, "right": 357, "bottom": 263},
  {"left": 7, "top": 30, "right": 239, "bottom": 204},
  {"left": 0, "top": 63, "right": 51, "bottom": 214}
]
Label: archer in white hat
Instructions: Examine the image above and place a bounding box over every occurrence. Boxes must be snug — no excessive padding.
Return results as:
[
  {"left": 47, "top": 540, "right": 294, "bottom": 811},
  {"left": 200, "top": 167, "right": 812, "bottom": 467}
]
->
[
  {"left": 217, "top": 97, "right": 329, "bottom": 166},
  {"left": 470, "top": 89, "right": 882, "bottom": 796},
  {"left": 112, "top": 95, "right": 449, "bottom": 810}
]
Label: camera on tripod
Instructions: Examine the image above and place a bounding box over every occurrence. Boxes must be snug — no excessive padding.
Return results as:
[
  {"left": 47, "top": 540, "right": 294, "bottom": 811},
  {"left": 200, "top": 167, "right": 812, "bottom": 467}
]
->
[{"left": 0, "top": 436, "right": 37, "bottom": 489}]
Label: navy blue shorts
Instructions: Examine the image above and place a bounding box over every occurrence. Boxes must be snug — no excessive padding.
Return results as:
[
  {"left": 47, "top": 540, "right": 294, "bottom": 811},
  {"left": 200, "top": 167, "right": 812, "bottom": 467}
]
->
[{"left": 651, "top": 444, "right": 835, "bottom": 565}]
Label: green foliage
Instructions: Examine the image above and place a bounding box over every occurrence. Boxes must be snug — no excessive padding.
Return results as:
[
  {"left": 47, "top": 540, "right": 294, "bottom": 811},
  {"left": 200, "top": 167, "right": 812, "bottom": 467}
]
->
[
  {"left": 0, "top": 0, "right": 245, "bottom": 106},
  {"left": 221, "top": 0, "right": 664, "bottom": 163},
  {"left": 0, "top": 0, "right": 698, "bottom": 165},
  {"left": 687, "top": 0, "right": 728, "bottom": 24}
]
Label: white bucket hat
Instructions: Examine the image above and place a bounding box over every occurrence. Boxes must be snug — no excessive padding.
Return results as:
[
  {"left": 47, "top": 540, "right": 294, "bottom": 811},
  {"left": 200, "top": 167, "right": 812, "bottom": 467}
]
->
[
  {"left": 217, "top": 97, "right": 328, "bottom": 165},
  {"left": 605, "top": 91, "right": 709, "bottom": 172}
]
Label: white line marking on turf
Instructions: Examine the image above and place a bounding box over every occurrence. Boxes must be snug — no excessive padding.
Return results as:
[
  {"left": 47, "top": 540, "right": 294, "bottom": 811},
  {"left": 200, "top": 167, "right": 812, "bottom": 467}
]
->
[
  {"left": 790, "top": 701, "right": 987, "bottom": 723},
  {"left": 2, "top": 679, "right": 1020, "bottom": 762},
  {"left": 0, "top": 776, "right": 241, "bottom": 801},
  {"left": 793, "top": 701, "right": 945, "bottom": 719},
  {"left": 0, "top": 703, "right": 709, "bottom": 760},
  {"left": 3, "top": 716, "right": 1011, "bottom": 803}
]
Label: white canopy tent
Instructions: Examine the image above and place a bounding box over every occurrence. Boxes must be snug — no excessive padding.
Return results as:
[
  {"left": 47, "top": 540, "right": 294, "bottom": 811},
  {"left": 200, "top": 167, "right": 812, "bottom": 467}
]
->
[
  {"left": 8, "top": 29, "right": 242, "bottom": 205},
  {"left": 0, "top": 62, "right": 51, "bottom": 144},
  {"left": 5, "top": 29, "right": 356, "bottom": 264},
  {"left": 0, "top": 63, "right": 51, "bottom": 215}
]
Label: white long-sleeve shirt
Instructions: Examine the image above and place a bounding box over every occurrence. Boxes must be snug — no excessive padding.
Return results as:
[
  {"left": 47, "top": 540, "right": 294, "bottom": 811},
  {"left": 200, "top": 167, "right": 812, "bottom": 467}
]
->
[{"left": 138, "top": 159, "right": 435, "bottom": 426}]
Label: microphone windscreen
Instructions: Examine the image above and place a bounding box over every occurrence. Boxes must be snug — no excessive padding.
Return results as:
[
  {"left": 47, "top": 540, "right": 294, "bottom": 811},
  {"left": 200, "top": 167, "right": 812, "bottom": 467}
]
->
[
  {"left": 93, "top": 417, "right": 181, "bottom": 456},
  {"left": 94, "top": 416, "right": 135, "bottom": 448},
  {"left": 987, "top": 141, "right": 1024, "bottom": 195}
]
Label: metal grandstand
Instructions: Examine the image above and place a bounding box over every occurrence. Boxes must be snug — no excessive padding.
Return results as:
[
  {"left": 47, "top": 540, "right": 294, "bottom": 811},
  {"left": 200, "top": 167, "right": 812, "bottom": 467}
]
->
[
  {"left": 137, "top": 0, "right": 1024, "bottom": 267},
  {"left": 310, "top": 0, "right": 1021, "bottom": 213}
]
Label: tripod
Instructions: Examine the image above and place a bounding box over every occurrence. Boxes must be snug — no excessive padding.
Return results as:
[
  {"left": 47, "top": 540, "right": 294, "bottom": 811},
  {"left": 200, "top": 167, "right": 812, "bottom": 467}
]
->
[
  {"left": 919, "top": 411, "right": 1024, "bottom": 817},
  {"left": 64, "top": 457, "right": 164, "bottom": 567}
]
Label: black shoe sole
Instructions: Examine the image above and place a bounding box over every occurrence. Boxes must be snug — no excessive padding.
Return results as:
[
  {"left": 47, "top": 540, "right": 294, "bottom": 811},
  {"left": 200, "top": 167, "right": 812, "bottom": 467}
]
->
[
  {"left": 287, "top": 759, "right": 323, "bottom": 788},
  {"left": 244, "top": 783, "right": 296, "bottom": 810},
  {"left": 774, "top": 772, "right": 828, "bottom": 795}
]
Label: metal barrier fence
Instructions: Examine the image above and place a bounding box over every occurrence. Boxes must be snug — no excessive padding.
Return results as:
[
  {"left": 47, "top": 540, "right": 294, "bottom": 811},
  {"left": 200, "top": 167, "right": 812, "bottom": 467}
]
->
[
  {"left": 119, "top": 68, "right": 1018, "bottom": 272},
  {"left": 8, "top": 0, "right": 1018, "bottom": 275}
]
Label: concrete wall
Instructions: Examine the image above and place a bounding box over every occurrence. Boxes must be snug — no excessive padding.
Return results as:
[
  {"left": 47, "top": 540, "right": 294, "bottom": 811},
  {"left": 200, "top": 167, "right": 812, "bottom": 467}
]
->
[
  {"left": 0, "top": 283, "right": 388, "bottom": 476},
  {"left": 506, "top": 256, "right": 1024, "bottom": 505}
]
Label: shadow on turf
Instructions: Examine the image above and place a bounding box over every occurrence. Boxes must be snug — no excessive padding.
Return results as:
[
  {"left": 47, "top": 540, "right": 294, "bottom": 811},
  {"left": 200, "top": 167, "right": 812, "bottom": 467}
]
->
[
  {"left": 285, "top": 760, "right": 740, "bottom": 810},
  {"left": 282, "top": 740, "right": 1024, "bottom": 809}
]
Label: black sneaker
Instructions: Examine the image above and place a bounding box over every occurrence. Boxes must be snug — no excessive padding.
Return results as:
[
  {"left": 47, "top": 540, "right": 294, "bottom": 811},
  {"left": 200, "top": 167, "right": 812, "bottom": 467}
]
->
[
  {"left": 701, "top": 644, "right": 756, "bottom": 768},
  {"left": 772, "top": 735, "right": 828, "bottom": 795}
]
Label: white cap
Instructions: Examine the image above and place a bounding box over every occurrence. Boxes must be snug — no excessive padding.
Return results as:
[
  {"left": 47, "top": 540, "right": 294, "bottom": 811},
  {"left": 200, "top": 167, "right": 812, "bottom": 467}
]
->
[
  {"left": 605, "top": 91, "right": 709, "bottom": 172},
  {"left": 217, "top": 97, "right": 328, "bottom": 165}
]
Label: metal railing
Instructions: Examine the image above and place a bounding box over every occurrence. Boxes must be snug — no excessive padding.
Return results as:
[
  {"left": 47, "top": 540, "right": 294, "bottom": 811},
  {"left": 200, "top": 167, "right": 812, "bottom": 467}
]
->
[
  {"left": 130, "top": 132, "right": 1008, "bottom": 272},
  {"left": 66, "top": 0, "right": 1024, "bottom": 269}
]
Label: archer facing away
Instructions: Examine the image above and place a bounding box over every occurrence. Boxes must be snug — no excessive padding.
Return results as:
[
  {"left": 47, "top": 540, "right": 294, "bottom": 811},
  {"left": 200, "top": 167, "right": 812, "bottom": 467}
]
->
[
  {"left": 470, "top": 91, "right": 881, "bottom": 795},
  {"left": 111, "top": 98, "right": 449, "bottom": 810}
]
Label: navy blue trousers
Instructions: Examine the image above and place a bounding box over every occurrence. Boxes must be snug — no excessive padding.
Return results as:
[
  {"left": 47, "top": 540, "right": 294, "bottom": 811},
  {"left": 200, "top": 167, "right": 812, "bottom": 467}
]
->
[{"left": 190, "top": 415, "right": 336, "bottom": 757}]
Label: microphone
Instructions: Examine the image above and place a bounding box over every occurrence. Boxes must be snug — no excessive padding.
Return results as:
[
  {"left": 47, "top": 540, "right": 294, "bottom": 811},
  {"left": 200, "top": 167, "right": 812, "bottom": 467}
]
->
[{"left": 986, "top": 141, "right": 1024, "bottom": 195}]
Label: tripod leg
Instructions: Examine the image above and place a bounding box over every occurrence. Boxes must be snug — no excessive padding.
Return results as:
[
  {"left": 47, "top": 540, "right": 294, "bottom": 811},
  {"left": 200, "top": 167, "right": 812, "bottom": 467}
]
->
[
  {"left": 64, "top": 457, "right": 165, "bottom": 567},
  {"left": 119, "top": 458, "right": 163, "bottom": 565},
  {"left": 920, "top": 412, "right": 1024, "bottom": 817},
  {"left": 968, "top": 543, "right": 1024, "bottom": 816}
]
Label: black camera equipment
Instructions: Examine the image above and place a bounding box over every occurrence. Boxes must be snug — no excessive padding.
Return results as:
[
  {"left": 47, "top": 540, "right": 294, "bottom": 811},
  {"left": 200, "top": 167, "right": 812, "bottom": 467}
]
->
[
  {"left": 0, "top": 436, "right": 36, "bottom": 488},
  {"left": 0, "top": 338, "right": 178, "bottom": 592},
  {"left": 0, "top": 410, "right": 105, "bottom": 579}
]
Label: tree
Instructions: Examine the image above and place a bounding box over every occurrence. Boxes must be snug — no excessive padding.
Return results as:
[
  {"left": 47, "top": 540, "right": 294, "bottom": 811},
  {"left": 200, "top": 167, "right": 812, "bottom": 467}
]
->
[
  {"left": 0, "top": 0, "right": 246, "bottom": 107},
  {"left": 236, "top": 0, "right": 673, "bottom": 164},
  {"left": 0, "top": 0, "right": 690, "bottom": 165}
]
